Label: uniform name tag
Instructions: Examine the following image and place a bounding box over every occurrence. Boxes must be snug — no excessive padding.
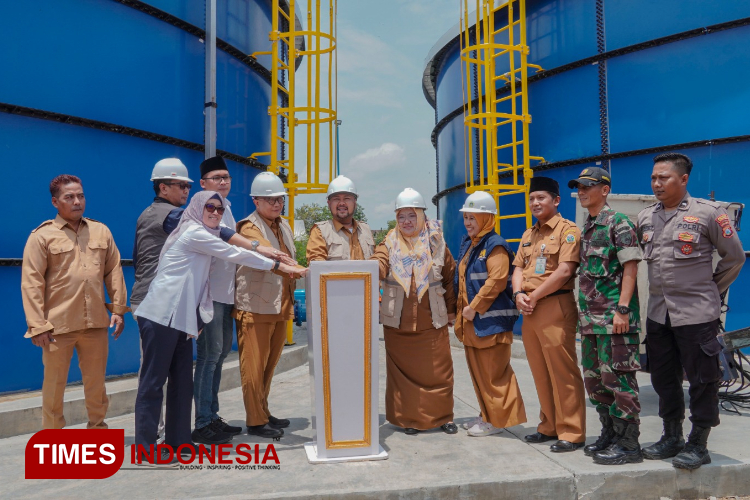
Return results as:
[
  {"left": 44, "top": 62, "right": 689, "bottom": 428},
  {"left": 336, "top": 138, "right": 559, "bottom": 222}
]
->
[{"left": 534, "top": 257, "right": 547, "bottom": 274}]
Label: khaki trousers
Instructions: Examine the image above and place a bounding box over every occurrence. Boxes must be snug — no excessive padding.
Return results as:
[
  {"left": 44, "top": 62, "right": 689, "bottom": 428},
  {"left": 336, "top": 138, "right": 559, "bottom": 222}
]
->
[
  {"left": 236, "top": 319, "right": 287, "bottom": 426},
  {"left": 41, "top": 328, "right": 109, "bottom": 429},
  {"left": 521, "top": 293, "right": 586, "bottom": 442}
]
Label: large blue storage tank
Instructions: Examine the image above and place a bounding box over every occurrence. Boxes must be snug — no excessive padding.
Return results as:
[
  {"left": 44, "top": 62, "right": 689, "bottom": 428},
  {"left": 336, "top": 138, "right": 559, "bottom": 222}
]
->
[
  {"left": 423, "top": 1, "right": 750, "bottom": 332},
  {"left": 0, "top": 0, "right": 285, "bottom": 393}
]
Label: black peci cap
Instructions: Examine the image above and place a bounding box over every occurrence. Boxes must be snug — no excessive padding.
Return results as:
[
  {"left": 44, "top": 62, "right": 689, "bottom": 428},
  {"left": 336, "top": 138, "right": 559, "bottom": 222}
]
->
[
  {"left": 200, "top": 156, "right": 228, "bottom": 178},
  {"left": 567, "top": 167, "right": 611, "bottom": 189},
  {"left": 529, "top": 176, "right": 559, "bottom": 196}
]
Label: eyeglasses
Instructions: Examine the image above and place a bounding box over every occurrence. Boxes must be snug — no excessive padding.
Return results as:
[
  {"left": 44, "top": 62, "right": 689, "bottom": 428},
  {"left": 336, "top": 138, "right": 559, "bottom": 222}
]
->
[
  {"left": 167, "top": 182, "right": 192, "bottom": 190},
  {"left": 259, "top": 197, "right": 285, "bottom": 206},
  {"left": 204, "top": 203, "right": 226, "bottom": 214},
  {"left": 203, "top": 175, "right": 232, "bottom": 183}
]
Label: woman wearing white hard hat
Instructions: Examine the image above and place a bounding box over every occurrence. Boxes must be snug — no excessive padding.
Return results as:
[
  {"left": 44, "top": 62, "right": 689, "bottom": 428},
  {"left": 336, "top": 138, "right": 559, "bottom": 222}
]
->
[
  {"left": 454, "top": 191, "right": 527, "bottom": 437},
  {"left": 370, "top": 188, "right": 458, "bottom": 435}
]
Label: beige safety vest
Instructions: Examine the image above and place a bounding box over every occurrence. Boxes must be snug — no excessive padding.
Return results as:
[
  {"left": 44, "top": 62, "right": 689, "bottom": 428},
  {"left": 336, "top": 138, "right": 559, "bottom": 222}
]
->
[
  {"left": 316, "top": 220, "right": 375, "bottom": 260},
  {"left": 379, "top": 229, "right": 449, "bottom": 330},
  {"left": 234, "top": 212, "right": 296, "bottom": 315}
]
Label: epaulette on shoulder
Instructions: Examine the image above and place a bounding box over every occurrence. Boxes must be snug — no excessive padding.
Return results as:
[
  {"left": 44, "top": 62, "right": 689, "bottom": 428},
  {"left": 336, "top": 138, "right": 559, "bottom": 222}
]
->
[
  {"left": 643, "top": 201, "right": 659, "bottom": 209},
  {"left": 83, "top": 217, "right": 103, "bottom": 225},
  {"left": 31, "top": 220, "right": 54, "bottom": 233},
  {"left": 695, "top": 198, "right": 722, "bottom": 209}
]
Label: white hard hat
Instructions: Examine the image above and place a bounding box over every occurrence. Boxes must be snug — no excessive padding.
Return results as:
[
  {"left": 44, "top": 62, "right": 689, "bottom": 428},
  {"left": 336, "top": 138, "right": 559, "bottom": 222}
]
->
[
  {"left": 394, "top": 188, "right": 427, "bottom": 211},
  {"left": 459, "top": 191, "right": 497, "bottom": 214},
  {"left": 151, "top": 158, "right": 193, "bottom": 182},
  {"left": 250, "top": 171, "right": 287, "bottom": 197},
  {"left": 327, "top": 175, "right": 357, "bottom": 198}
]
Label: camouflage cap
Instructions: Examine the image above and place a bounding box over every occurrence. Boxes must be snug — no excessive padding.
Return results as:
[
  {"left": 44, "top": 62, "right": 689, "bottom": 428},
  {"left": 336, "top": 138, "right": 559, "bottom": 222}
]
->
[{"left": 568, "top": 167, "right": 611, "bottom": 189}]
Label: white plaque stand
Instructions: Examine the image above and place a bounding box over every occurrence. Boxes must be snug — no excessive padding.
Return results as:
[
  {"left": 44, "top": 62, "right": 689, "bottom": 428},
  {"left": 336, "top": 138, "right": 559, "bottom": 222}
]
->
[{"left": 304, "top": 261, "right": 388, "bottom": 464}]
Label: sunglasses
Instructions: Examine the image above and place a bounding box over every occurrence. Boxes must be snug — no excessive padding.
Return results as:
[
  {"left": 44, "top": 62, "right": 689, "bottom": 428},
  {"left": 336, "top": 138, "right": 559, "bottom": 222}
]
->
[
  {"left": 167, "top": 182, "right": 192, "bottom": 190},
  {"left": 204, "top": 203, "right": 226, "bottom": 215}
]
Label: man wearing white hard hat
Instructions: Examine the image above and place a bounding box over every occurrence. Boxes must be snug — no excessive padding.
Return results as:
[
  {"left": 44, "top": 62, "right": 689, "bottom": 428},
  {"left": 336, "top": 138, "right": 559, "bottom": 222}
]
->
[
  {"left": 306, "top": 175, "right": 375, "bottom": 262},
  {"left": 131, "top": 158, "right": 194, "bottom": 444},
  {"left": 370, "top": 188, "right": 458, "bottom": 436},
  {"left": 454, "top": 191, "right": 526, "bottom": 437},
  {"left": 233, "top": 171, "right": 305, "bottom": 439}
]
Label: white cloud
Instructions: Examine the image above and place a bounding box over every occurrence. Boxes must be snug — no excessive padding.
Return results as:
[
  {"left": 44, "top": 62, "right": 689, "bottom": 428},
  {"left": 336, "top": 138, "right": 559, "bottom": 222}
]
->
[{"left": 348, "top": 142, "right": 406, "bottom": 173}]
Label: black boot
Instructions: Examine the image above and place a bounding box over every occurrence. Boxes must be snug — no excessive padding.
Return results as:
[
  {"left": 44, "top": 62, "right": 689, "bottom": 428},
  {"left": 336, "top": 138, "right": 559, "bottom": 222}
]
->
[
  {"left": 584, "top": 409, "right": 617, "bottom": 457},
  {"left": 642, "top": 419, "right": 685, "bottom": 460},
  {"left": 672, "top": 425, "right": 711, "bottom": 470},
  {"left": 593, "top": 417, "right": 643, "bottom": 465}
]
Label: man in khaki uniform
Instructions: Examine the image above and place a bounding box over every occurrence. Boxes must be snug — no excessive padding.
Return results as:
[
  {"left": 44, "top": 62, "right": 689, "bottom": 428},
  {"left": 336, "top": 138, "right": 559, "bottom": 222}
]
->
[
  {"left": 234, "top": 172, "right": 303, "bottom": 439},
  {"left": 638, "top": 152, "right": 745, "bottom": 469},
  {"left": 21, "top": 174, "right": 129, "bottom": 429},
  {"left": 306, "top": 175, "right": 375, "bottom": 262},
  {"left": 511, "top": 176, "right": 587, "bottom": 452}
]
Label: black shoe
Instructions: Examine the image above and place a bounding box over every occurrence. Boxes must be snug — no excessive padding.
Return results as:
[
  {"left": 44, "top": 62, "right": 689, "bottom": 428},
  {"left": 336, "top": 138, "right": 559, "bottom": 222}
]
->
[
  {"left": 441, "top": 422, "right": 458, "bottom": 434},
  {"left": 247, "top": 424, "right": 284, "bottom": 439},
  {"left": 268, "top": 415, "right": 291, "bottom": 429},
  {"left": 404, "top": 427, "right": 419, "bottom": 435},
  {"left": 136, "top": 447, "right": 178, "bottom": 467},
  {"left": 524, "top": 432, "right": 558, "bottom": 443},
  {"left": 584, "top": 409, "right": 617, "bottom": 457},
  {"left": 212, "top": 416, "right": 242, "bottom": 436},
  {"left": 642, "top": 419, "right": 685, "bottom": 460},
  {"left": 593, "top": 418, "right": 643, "bottom": 465},
  {"left": 192, "top": 423, "right": 233, "bottom": 445},
  {"left": 550, "top": 440, "right": 585, "bottom": 452},
  {"left": 672, "top": 426, "right": 711, "bottom": 470}
]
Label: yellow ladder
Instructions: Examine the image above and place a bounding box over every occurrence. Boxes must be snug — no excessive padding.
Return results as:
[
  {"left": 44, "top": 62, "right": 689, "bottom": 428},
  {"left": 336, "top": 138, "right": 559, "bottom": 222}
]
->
[
  {"left": 460, "top": 0, "right": 544, "bottom": 242},
  {"left": 251, "top": 0, "right": 338, "bottom": 344}
]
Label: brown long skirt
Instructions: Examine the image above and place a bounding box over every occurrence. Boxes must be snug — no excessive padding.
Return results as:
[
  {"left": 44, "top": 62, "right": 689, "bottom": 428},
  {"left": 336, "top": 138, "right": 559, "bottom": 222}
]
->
[
  {"left": 465, "top": 343, "right": 527, "bottom": 429},
  {"left": 384, "top": 326, "right": 454, "bottom": 430}
]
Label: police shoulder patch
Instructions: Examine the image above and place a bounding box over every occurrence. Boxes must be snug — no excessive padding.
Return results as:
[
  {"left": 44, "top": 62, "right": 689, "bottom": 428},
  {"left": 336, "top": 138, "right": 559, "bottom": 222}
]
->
[{"left": 723, "top": 226, "right": 734, "bottom": 238}]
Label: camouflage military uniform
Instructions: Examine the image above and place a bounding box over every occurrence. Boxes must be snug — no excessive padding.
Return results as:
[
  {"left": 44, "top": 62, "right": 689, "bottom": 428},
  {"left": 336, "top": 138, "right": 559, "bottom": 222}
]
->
[{"left": 579, "top": 205, "right": 643, "bottom": 421}]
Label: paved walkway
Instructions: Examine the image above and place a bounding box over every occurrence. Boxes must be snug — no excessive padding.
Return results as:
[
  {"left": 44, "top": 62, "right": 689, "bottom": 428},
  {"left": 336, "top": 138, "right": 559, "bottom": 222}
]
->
[{"left": 2, "top": 331, "right": 750, "bottom": 500}]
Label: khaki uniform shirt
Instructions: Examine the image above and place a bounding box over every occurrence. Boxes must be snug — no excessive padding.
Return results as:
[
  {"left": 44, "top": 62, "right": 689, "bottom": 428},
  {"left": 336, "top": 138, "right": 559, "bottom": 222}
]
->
[
  {"left": 637, "top": 192, "right": 745, "bottom": 327},
  {"left": 21, "top": 215, "right": 129, "bottom": 337},
  {"left": 306, "top": 219, "right": 366, "bottom": 262},
  {"left": 512, "top": 213, "right": 581, "bottom": 293},
  {"left": 372, "top": 243, "right": 457, "bottom": 332},
  {"left": 233, "top": 215, "right": 297, "bottom": 323}
]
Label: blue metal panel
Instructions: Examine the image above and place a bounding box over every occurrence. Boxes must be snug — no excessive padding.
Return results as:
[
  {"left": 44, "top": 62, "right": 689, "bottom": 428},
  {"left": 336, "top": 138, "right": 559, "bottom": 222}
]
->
[
  {"left": 437, "top": 116, "right": 469, "bottom": 190},
  {"left": 608, "top": 26, "right": 750, "bottom": 153},
  {"left": 0, "top": 0, "right": 205, "bottom": 143},
  {"left": 435, "top": 44, "right": 465, "bottom": 122},
  {"left": 526, "top": 0, "right": 598, "bottom": 70},
  {"left": 605, "top": 0, "right": 750, "bottom": 51}
]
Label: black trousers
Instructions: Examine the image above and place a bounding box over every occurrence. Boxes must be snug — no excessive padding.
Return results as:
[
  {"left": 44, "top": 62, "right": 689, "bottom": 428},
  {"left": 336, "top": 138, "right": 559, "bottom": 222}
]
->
[
  {"left": 135, "top": 318, "right": 194, "bottom": 448},
  {"left": 645, "top": 314, "right": 722, "bottom": 428}
]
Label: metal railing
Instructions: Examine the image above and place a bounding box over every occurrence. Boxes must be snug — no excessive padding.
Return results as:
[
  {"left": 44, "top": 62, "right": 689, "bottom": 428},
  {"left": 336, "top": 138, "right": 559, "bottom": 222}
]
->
[{"left": 460, "top": 0, "right": 543, "bottom": 242}]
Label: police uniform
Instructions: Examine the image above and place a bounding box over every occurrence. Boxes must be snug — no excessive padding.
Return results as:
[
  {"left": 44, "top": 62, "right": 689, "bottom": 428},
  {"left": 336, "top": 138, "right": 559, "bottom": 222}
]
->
[
  {"left": 513, "top": 193, "right": 587, "bottom": 446},
  {"left": 638, "top": 193, "right": 744, "bottom": 432}
]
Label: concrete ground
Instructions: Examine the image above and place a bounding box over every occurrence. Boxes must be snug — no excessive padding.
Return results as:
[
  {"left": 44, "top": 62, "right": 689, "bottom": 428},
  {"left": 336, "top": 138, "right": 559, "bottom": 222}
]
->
[{"left": 2, "top": 329, "right": 750, "bottom": 500}]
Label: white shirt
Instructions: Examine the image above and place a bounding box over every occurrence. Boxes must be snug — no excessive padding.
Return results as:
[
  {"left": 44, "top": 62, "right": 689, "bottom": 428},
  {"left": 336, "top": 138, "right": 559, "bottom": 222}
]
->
[
  {"left": 135, "top": 224, "right": 273, "bottom": 336},
  {"left": 210, "top": 201, "right": 238, "bottom": 304}
]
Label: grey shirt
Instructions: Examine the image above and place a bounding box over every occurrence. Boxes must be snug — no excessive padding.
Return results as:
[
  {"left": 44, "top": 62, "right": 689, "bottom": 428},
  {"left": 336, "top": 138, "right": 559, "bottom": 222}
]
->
[
  {"left": 637, "top": 192, "right": 745, "bottom": 327},
  {"left": 130, "top": 197, "right": 178, "bottom": 309}
]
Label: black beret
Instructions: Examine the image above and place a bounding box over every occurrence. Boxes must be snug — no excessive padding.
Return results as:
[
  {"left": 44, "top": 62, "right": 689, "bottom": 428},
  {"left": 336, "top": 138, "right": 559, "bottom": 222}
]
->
[
  {"left": 200, "top": 156, "right": 228, "bottom": 178},
  {"left": 529, "top": 176, "right": 559, "bottom": 196}
]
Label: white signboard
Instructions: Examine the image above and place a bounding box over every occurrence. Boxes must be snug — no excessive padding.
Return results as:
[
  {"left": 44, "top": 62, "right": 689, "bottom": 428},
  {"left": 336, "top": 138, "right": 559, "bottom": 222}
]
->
[{"left": 304, "top": 261, "right": 387, "bottom": 464}]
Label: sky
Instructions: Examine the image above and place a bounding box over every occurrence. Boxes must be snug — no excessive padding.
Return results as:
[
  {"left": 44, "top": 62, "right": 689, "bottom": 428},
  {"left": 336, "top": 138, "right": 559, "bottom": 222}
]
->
[{"left": 292, "top": 0, "right": 461, "bottom": 229}]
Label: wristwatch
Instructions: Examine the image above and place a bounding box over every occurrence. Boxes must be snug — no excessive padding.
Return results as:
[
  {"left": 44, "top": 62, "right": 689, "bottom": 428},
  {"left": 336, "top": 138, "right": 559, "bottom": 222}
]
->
[
  {"left": 615, "top": 305, "right": 631, "bottom": 315},
  {"left": 512, "top": 291, "right": 527, "bottom": 301},
  {"left": 250, "top": 240, "right": 260, "bottom": 251},
  {"left": 273, "top": 260, "right": 281, "bottom": 271}
]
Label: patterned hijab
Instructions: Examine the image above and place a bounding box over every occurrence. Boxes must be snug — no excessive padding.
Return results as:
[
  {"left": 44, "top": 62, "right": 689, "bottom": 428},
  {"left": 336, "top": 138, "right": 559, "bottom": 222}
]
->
[
  {"left": 160, "top": 191, "right": 224, "bottom": 259},
  {"left": 386, "top": 208, "right": 441, "bottom": 302},
  {"left": 470, "top": 212, "right": 496, "bottom": 246}
]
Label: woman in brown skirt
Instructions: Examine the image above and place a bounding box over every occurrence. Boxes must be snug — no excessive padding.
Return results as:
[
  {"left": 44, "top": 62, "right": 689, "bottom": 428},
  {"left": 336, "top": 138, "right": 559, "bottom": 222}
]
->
[
  {"left": 455, "top": 191, "right": 527, "bottom": 437},
  {"left": 371, "top": 188, "right": 458, "bottom": 435}
]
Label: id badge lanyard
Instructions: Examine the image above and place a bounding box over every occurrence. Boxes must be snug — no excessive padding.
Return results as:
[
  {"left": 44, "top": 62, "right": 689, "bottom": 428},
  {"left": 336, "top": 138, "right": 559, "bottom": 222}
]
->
[{"left": 534, "top": 243, "right": 547, "bottom": 274}]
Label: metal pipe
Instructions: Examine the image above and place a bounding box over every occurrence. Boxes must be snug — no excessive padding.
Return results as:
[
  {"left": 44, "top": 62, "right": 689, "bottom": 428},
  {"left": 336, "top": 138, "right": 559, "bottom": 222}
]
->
[{"left": 204, "top": 0, "right": 217, "bottom": 158}]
